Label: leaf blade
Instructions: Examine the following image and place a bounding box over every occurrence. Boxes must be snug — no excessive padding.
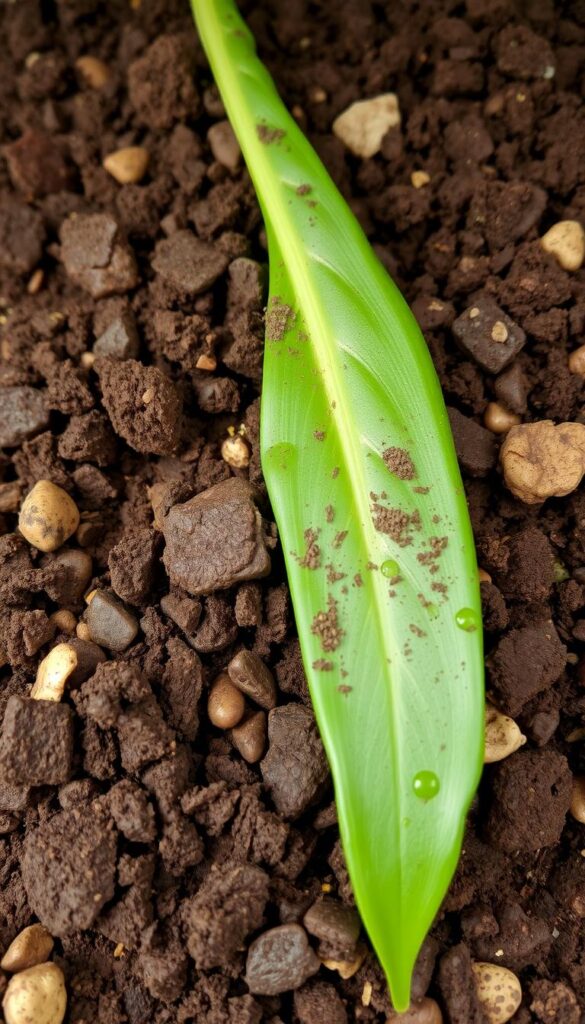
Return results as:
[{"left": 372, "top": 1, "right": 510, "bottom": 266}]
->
[{"left": 193, "top": 0, "right": 485, "bottom": 1008}]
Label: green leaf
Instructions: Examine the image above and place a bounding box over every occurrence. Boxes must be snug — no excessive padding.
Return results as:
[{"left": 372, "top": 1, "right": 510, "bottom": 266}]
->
[{"left": 192, "top": 0, "right": 484, "bottom": 1009}]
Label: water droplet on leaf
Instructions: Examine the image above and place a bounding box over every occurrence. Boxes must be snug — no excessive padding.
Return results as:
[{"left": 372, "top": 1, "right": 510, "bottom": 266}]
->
[
  {"left": 413, "top": 770, "right": 440, "bottom": 801},
  {"left": 381, "top": 559, "right": 400, "bottom": 578},
  {"left": 455, "top": 607, "right": 478, "bottom": 632}
]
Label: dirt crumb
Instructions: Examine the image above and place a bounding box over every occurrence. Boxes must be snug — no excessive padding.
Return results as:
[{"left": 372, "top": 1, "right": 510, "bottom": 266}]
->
[
  {"left": 383, "top": 446, "right": 416, "bottom": 480},
  {"left": 311, "top": 596, "right": 344, "bottom": 652}
]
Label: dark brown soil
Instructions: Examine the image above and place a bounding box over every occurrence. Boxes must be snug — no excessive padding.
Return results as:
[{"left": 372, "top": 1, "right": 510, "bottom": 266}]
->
[{"left": 0, "top": 1, "right": 585, "bottom": 1022}]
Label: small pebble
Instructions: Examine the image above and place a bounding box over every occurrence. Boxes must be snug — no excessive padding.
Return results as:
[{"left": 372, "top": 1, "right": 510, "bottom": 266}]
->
[
  {"left": 75, "top": 55, "right": 111, "bottom": 89},
  {"left": 245, "top": 924, "right": 320, "bottom": 995},
  {"left": 2, "top": 962, "right": 67, "bottom": 1024},
  {"left": 386, "top": 997, "right": 444, "bottom": 1023},
  {"left": 207, "top": 120, "right": 241, "bottom": 171},
  {"left": 484, "top": 704, "right": 526, "bottom": 763},
  {"left": 452, "top": 297, "right": 525, "bottom": 374},
  {"left": 411, "top": 171, "right": 430, "bottom": 189},
  {"left": 49, "top": 548, "right": 93, "bottom": 603},
  {"left": 221, "top": 434, "right": 251, "bottom": 469},
  {"left": 1, "top": 924, "right": 54, "bottom": 973},
  {"left": 31, "top": 644, "right": 78, "bottom": 702},
  {"left": 19, "top": 481, "right": 80, "bottom": 553},
  {"left": 103, "top": 146, "right": 149, "bottom": 185},
  {"left": 0, "top": 386, "right": 49, "bottom": 448},
  {"left": 231, "top": 710, "right": 267, "bottom": 763},
  {"left": 570, "top": 775, "right": 585, "bottom": 823},
  {"left": 85, "top": 591, "right": 139, "bottom": 652},
  {"left": 541, "top": 220, "right": 585, "bottom": 272},
  {"left": 207, "top": 673, "right": 245, "bottom": 730},
  {"left": 471, "top": 962, "right": 522, "bottom": 1024},
  {"left": 76, "top": 622, "right": 91, "bottom": 641},
  {"left": 568, "top": 345, "right": 585, "bottom": 376},
  {"left": 227, "top": 649, "right": 277, "bottom": 709},
  {"left": 321, "top": 944, "right": 367, "bottom": 979},
  {"left": 500, "top": 420, "right": 585, "bottom": 504},
  {"left": 49, "top": 610, "right": 77, "bottom": 635},
  {"left": 483, "top": 402, "right": 520, "bottom": 434},
  {"left": 303, "top": 898, "right": 361, "bottom": 952},
  {"left": 333, "top": 94, "right": 401, "bottom": 158}
]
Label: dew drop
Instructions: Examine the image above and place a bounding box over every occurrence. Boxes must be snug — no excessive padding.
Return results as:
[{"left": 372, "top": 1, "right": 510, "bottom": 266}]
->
[
  {"left": 455, "top": 607, "right": 479, "bottom": 632},
  {"left": 264, "top": 442, "right": 297, "bottom": 471},
  {"left": 381, "top": 559, "right": 400, "bottom": 578},
  {"left": 413, "top": 770, "right": 440, "bottom": 801}
]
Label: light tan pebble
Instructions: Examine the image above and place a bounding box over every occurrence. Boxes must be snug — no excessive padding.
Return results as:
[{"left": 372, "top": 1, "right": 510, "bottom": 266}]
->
[
  {"left": 49, "top": 610, "right": 77, "bottom": 635},
  {"left": 230, "top": 710, "right": 267, "bottom": 764},
  {"left": 361, "top": 981, "right": 373, "bottom": 1006},
  {"left": 103, "top": 147, "right": 149, "bottom": 185},
  {"left": 1, "top": 924, "right": 54, "bottom": 973},
  {"left": 195, "top": 353, "right": 217, "bottom": 371},
  {"left": 386, "top": 996, "right": 443, "bottom": 1023},
  {"left": 321, "top": 944, "right": 367, "bottom": 979},
  {"left": 141, "top": 388, "right": 154, "bottom": 404},
  {"left": 75, "top": 55, "right": 111, "bottom": 89},
  {"left": 27, "top": 269, "right": 44, "bottom": 295},
  {"left": 568, "top": 345, "right": 585, "bottom": 376},
  {"left": 541, "top": 220, "right": 585, "bottom": 272},
  {"left": 2, "top": 962, "right": 67, "bottom": 1024},
  {"left": 484, "top": 703, "right": 526, "bottom": 764},
  {"left": 411, "top": 171, "right": 430, "bottom": 189},
  {"left": 500, "top": 420, "right": 585, "bottom": 504},
  {"left": 570, "top": 776, "right": 585, "bottom": 823},
  {"left": 221, "top": 434, "right": 251, "bottom": 469},
  {"left": 478, "top": 568, "right": 492, "bottom": 584},
  {"left": 76, "top": 622, "right": 91, "bottom": 642},
  {"left": 491, "top": 321, "right": 509, "bottom": 343},
  {"left": 208, "top": 673, "right": 246, "bottom": 730},
  {"left": 333, "top": 94, "right": 401, "bottom": 158},
  {"left": 19, "top": 480, "right": 80, "bottom": 553},
  {"left": 207, "top": 120, "right": 241, "bottom": 172},
  {"left": 85, "top": 589, "right": 98, "bottom": 604},
  {"left": 484, "top": 402, "right": 521, "bottom": 434},
  {"left": 80, "top": 351, "right": 96, "bottom": 370},
  {"left": 310, "top": 86, "right": 327, "bottom": 103},
  {"left": 31, "top": 643, "right": 78, "bottom": 702},
  {"left": 471, "top": 962, "right": 522, "bottom": 1024}
]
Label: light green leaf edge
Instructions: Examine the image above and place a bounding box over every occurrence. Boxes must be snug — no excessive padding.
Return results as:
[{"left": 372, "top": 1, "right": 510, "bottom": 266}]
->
[{"left": 192, "top": 0, "right": 484, "bottom": 1009}]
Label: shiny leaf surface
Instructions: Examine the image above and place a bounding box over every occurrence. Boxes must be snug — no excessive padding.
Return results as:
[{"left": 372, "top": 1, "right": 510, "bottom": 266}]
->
[{"left": 192, "top": 0, "right": 484, "bottom": 1008}]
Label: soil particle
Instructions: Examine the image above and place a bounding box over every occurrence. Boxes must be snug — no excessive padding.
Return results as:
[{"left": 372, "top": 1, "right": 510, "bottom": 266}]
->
[
  {"left": 372, "top": 504, "right": 420, "bottom": 545},
  {"left": 261, "top": 704, "right": 329, "bottom": 819},
  {"left": 452, "top": 295, "right": 526, "bottom": 374},
  {"left": 0, "top": 695, "right": 73, "bottom": 786},
  {"left": 294, "top": 979, "right": 348, "bottom": 1024},
  {"left": 437, "top": 943, "right": 489, "bottom": 1024},
  {"left": 311, "top": 594, "right": 344, "bottom": 651},
  {"left": 447, "top": 407, "right": 497, "bottom": 477},
  {"left": 162, "top": 478, "right": 271, "bottom": 595},
  {"left": 0, "top": 387, "right": 49, "bottom": 448},
  {"left": 245, "top": 923, "right": 320, "bottom": 995},
  {"left": 183, "top": 863, "right": 269, "bottom": 970},
  {"left": 151, "top": 230, "right": 229, "bottom": 299},
  {"left": 488, "top": 622, "right": 566, "bottom": 717},
  {"left": 383, "top": 446, "right": 416, "bottom": 480},
  {"left": 21, "top": 803, "right": 117, "bottom": 935},
  {"left": 266, "top": 298, "right": 295, "bottom": 340},
  {"left": 97, "top": 357, "right": 182, "bottom": 455},
  {"left": 486, "top": 750, "right": 572, "bottom": 853},
  {"left": 60, "top": 213, "right": 139, "bottom": 299},
  {"left": 128, "top": 34, "right": 200, "bottom": 129}
]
